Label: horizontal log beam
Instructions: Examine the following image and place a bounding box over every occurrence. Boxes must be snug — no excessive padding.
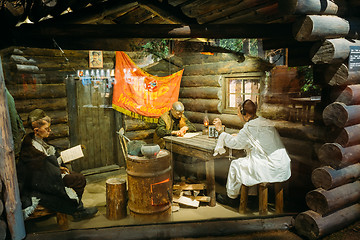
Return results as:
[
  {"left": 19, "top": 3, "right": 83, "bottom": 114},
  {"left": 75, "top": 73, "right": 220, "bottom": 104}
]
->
[
  {"left": 306, "top": 181, "right": 360, "bottom": 215},
  {"left": 180, "top": 98, "right": 222, "bottom": 114},
  {"left": 179, "top": 87, "right": 221, "bottom": 99},
  {"left": 6, "top": 84, "right": 66, "bottom": 99},
  {"left": 314, "top": 63, "right": 360, "bottom": 86},
  {"left": 322, "top": 102, "right": 360, "bottom": 127},
  {"left": 295, "top": 205, "right": 360, "bottom": 239},
  {"left": 311, "top": 39, "right": 360, "bottom": 64},
  {"left": 335, "top": 84, "right": 360, "bottom": 105},
  {"left": 12, "top": 24, "right": 293, "bottom": 39},
  {"left": 278, "top": 0, "right": 338, "bottom": 15},
  {"left": 293, "top": 15, "right": 359, "bottom": 42},
  {"left": 311, "top": 164, "right": 360, "bottom": 190},
  {"left": 180, "top": 75, "right": 222, "bottom": 87},
  {"left": 318, "top": 143, "right": 360, "bottom": 169},
  {"left": 335, "top": 124, "right": 360, "bottom": 147}
]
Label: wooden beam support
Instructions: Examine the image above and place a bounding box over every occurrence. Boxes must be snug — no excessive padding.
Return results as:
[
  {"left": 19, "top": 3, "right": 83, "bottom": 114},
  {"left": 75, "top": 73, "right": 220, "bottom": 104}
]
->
[
  {"left": 278, "top": 0, "right": 338, "bottom": 15},
  {"left": 293, "top": 15, "right": 360, "bottom": 42},
  {"left": 13, "top": 23, "right": 293, "bottom": 39},
  {"left": 0, "top": 57, "right": 26, "bottom": 240}
]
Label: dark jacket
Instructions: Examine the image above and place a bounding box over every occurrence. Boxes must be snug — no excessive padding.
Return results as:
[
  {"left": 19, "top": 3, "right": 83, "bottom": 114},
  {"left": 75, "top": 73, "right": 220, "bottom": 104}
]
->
[{"left": 17, "top": 133, "right": 78, "bottom": 214}]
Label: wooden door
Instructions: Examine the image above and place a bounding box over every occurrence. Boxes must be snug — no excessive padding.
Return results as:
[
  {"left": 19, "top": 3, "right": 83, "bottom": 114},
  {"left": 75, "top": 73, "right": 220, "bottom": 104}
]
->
[{"left": 70, "top": 73, "right": 123, "bottom": 171}]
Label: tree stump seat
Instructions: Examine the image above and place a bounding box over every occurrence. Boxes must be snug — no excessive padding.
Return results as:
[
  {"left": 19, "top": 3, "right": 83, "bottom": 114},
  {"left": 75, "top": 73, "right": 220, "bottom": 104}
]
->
[
  {"left": 26, "top": 205, "right": 68, "bottom": 229},
  {"left": 239, "top": 182, "right": 284, "bottom": 215}
]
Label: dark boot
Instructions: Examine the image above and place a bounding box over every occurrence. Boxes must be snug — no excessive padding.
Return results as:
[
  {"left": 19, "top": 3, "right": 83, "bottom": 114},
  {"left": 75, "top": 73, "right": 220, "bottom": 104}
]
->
[
  {"left": 72, "top": 202, "right": 98, "bottom": 221},
  {"left": 216, "top": 193, "right": 239, "bottom": 208}
]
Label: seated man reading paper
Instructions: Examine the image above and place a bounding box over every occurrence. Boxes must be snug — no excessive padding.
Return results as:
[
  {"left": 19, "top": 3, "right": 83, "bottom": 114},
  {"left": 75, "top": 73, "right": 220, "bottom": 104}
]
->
[
  {"left": 154, "top": 101, "right": 197, "bottom": 181},
  {"left": 213, "top": 100, "right": 291, "bottom": 207},
  {"left": 17, "top": 109, "right": 98, "bottom": 221}
]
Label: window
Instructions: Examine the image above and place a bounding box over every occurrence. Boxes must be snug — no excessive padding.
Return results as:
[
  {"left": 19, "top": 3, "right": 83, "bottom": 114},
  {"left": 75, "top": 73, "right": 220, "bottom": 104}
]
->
[{"left": 223, "top": 74, "right": 261, "bottom": 113}]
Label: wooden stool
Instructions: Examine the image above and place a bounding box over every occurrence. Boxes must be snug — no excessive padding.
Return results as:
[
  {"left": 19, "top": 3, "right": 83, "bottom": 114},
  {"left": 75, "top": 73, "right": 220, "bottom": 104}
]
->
[
  {"left": 239, "top": 182, "right": 284, "bottom": 215},
  {"left": 27, "top": 205, "right": 68, "bottom": 229}
]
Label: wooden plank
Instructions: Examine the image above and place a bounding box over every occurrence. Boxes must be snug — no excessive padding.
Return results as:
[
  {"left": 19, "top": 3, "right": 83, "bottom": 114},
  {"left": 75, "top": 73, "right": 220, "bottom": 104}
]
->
[
  {"left": 173, "top": 183, "right": 206, "bottom": 190},
  {"left": 23, "top": 216, "right": 294, "bottom": 240},
  {"left": 0, "top": 57, "right": 26, "bottom": 240},
  {"left": 66, "top": 75, "right": 78, "bottom": 148}
]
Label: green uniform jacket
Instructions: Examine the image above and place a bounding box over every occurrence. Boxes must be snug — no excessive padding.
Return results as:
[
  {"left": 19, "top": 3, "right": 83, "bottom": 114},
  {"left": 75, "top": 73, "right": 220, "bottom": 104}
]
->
[{"left": 153, "top": 111, "right": 196, "bottom": 148}]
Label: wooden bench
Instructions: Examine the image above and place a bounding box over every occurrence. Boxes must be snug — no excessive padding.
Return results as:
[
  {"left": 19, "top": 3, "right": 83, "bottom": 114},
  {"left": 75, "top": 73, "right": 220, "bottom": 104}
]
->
[
  {"left": 27, "top": 205, "right": 68, "bottom": 229},
  {"left": 239, "top": 182, "right": 284, "bottom": 215}
]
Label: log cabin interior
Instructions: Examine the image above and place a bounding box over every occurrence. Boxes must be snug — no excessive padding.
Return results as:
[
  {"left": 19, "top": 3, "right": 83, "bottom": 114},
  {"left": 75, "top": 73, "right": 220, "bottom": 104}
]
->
[{"left": 0, "top": 0, "right": 360, "bottom": 240}]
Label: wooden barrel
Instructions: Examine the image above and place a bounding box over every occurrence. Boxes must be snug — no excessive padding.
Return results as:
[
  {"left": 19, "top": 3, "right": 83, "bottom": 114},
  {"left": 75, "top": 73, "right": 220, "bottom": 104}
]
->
[
  {"left": 106, "top": 178, "right": 127, "bottom": 220},
  {"left": 127, "top": 149, "right": 172, "bottom": 214}
]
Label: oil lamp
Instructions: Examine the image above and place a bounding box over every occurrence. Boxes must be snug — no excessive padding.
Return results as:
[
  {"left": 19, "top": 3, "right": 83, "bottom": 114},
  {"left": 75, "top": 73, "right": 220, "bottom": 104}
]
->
[{"left": 203, "top": 110, "right": 209, "bottom": 135}]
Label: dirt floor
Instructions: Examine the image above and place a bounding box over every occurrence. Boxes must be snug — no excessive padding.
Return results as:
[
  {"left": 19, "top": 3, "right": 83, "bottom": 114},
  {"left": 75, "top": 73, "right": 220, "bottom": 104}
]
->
[{"left": 24, "top": 168, "right": 360, "bottom": 240}]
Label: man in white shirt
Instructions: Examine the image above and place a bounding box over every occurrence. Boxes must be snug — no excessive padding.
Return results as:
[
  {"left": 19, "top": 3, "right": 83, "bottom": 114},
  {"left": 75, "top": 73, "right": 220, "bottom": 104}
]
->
[{"left": 213, "top": 100, "right": 291, "bottom": 206}]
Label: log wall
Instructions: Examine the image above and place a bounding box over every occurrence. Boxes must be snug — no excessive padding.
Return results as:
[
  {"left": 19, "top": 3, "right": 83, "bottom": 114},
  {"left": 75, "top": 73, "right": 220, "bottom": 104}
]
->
[
  {"left": 289, "top": 5, "right": 360, "bottom": 237},
  {"left": 1, "top": 47, "right": 125, "bottom": 172}
]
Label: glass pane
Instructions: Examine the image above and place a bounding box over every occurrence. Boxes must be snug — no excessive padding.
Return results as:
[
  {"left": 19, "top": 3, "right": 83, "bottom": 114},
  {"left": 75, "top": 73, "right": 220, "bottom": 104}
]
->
[{"left": 229, "top": 94, "right": 236, "bottom": 108}]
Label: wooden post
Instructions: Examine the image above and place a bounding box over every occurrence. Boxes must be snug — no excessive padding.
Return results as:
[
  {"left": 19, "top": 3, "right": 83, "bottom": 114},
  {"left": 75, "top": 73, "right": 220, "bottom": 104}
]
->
[
  {"left": 0, "top": 57, "right": 26, "bottom": 240},
  {"left": 275, "top": 182, "right": 284, "bottom": 214},
  {"left": 295, "top": 204, "right": 360, "bottom": 239},
  {"left": 106, "top": 178, "right": 127, "bottom": 220},
  {"left": 311, "top": 164, "right": 360, "bottom": 190},
  {"left": 206, "top": 159, "right": 216, "bottom": 207},
  {"left": 239, "top": 185, "right": 249, "bottom": 214},
  {"left": 258, "top": 183, "right": 268, "bottom": 216},
  {"left": 56, "top": 213, "right": 68, "bottom": 230},
  {"left": 306, "top": 181, "right": 360, "bottom": 215}
]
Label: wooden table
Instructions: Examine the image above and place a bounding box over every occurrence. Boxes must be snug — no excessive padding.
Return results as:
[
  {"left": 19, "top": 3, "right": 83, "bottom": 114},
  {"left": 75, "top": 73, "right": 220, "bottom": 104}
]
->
[
  {"left": 164, "top": 133, "right": 219, "bottom": 207},
  {"left": 289, "top": 96, "right": 321, "bottom": 125}
]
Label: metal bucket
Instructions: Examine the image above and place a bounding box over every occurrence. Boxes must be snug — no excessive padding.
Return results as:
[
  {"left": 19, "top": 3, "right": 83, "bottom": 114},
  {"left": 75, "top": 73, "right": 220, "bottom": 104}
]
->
[{"left": 127, "top": 149, "right": 172, "bottom": 214}]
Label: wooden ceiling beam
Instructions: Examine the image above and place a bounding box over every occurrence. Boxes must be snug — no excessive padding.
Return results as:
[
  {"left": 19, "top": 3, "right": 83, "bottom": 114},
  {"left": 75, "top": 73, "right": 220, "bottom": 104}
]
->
[
  {"left": 36, "top": 0, "right": 140, "bottom": 24},
  {"left": 12, "top": 24, "right": 293, "bottom": 40}
]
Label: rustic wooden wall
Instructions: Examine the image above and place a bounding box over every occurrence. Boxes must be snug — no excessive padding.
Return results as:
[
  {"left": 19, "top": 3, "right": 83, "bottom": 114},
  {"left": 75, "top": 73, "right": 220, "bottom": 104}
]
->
[{"left": 1, "top": 47, "right": 125, "bottom": 172}]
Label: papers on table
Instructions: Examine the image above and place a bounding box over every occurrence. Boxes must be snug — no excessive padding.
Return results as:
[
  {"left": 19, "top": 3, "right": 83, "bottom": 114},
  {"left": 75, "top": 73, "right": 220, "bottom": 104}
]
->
[{"left": 182, "top": 132, "right": 200, "bottom": 138}]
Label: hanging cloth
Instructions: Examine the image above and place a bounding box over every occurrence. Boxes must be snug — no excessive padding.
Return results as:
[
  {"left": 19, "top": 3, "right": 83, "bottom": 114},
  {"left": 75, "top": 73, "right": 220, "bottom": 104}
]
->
[{"left": 112, "top": 51, "right": 184, "bottom": 123}]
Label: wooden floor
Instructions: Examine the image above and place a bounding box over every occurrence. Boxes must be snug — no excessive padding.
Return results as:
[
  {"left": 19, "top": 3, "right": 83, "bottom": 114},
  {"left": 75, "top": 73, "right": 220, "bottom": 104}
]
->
[{"left": 22, "top": 168, "right": 360, "bottom": 240}]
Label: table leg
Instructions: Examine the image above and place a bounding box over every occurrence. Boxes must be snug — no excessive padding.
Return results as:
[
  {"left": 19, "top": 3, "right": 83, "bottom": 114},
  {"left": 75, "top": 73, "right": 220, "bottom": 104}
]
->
[{"left": 206, "top": 159, "right": 216, "bottom": 207}]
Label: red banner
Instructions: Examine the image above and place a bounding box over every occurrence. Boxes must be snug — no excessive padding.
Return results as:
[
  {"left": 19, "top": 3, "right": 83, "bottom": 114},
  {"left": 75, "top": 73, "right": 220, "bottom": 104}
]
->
[{"left": 112, "top": 51, "right": 183, "bottom": 122}]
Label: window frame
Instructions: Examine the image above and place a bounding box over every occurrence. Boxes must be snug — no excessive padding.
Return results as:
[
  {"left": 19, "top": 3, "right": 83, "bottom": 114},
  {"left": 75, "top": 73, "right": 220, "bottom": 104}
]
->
[{"left": 221, "top": 72, "right": 264, "bottom": 114}]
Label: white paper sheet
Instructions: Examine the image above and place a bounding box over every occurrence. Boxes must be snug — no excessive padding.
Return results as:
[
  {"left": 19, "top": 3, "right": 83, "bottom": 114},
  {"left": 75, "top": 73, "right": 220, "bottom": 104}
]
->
[
  {"left": 182, "top": 132, "right": 200, "bottom": 138},
  {"left": 60, "top": 145, "right": 84, "bottom": 163}
]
